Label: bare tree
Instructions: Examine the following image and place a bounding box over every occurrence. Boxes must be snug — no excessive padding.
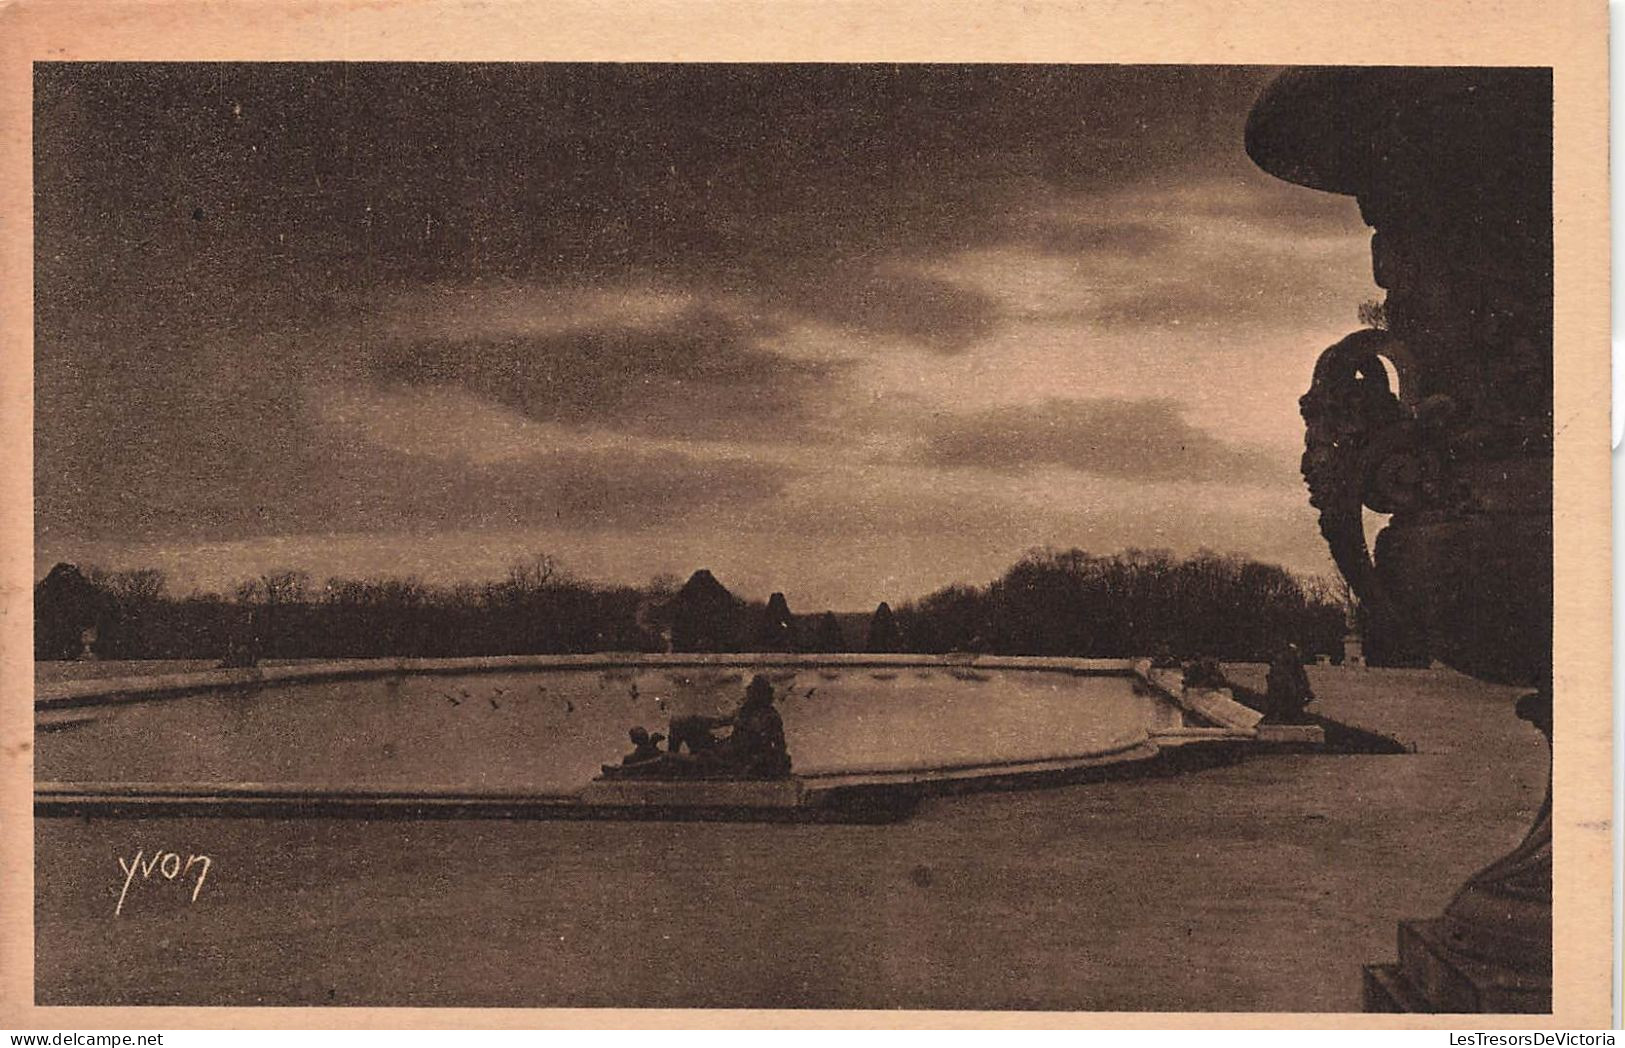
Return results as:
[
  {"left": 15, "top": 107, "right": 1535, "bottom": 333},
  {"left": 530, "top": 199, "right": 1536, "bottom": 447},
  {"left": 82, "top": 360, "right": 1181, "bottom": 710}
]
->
[
  {"left": 505, "top": 553, "right": 562, "bottom": 597},
  {"left": 323, "top": 577, "right": 367, "bottom": 606},
  {"left": 260, "top": 570, "right": 310, "bottom": 606},
  {"left": 106, "top": 568, "right": 167, "bottom": 607},
  {"left": 645, "top": 572, "right": 682, "bottom": 598}
]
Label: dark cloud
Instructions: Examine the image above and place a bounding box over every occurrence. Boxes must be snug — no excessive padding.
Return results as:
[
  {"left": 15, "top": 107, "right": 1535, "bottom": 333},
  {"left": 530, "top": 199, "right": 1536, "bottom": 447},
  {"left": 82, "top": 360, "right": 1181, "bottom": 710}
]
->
[
  {"left": 38, "top": 412, "right": 789, "bottom": 546},
  {"left": 34, "top": 63, "right": 1278, "bottom": 351},
  {"left": 367, "top": 306, "right": 849, "bottom": 441},
  {"left": 916, "top": 398, "right": 1290, "bottom": 485},
  {"left": 34, "top": 316, "right": 795, "bottom": 546},
  {"left": 767, "top": 271, "right": 1000, "bottom": 352}
]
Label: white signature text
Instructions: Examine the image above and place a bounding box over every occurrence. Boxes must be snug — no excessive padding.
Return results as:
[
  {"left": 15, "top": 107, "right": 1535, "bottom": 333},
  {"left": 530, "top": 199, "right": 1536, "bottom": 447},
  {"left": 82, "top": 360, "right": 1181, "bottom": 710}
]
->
[{"left": 115, "top": 849, "right": 211, "bottom": 916}]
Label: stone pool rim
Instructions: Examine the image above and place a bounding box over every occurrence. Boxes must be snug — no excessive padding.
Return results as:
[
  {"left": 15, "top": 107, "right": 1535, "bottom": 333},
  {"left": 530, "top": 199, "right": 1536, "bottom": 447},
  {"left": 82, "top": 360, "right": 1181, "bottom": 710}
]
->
[
  {"left": 33, "top": 654, "right": 1283, "bottom": 821},
  {"left": 35, "top": 652, "right": 1140, "bottom": 711}
]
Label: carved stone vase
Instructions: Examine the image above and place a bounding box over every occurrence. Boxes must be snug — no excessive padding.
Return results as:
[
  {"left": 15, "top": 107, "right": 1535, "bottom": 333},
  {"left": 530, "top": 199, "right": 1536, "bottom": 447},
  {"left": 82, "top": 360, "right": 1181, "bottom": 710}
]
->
[{"left": 1245, "top": 67, "right": 1553, "bottom": 1013}]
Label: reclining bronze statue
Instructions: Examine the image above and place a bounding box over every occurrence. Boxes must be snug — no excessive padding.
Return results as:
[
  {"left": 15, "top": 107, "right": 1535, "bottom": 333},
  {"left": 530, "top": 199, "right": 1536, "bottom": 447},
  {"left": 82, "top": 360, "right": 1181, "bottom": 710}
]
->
[{"left": 602, "top": 673, "right": 794, "bottom": 781}]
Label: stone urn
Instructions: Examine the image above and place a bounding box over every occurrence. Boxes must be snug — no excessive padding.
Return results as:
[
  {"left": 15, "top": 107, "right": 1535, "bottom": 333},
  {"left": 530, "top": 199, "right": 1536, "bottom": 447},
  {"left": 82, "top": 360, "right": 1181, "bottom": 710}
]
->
[{"left": 1245, "top": 68, "right": 1552, "bottom": 1012}]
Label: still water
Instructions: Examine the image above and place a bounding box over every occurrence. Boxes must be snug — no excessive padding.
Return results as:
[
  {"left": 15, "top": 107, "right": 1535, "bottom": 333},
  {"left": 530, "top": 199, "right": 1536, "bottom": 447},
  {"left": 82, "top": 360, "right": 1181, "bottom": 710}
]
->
[{"left": 37, "top": 664, "right": 1156, "bottom": 791}]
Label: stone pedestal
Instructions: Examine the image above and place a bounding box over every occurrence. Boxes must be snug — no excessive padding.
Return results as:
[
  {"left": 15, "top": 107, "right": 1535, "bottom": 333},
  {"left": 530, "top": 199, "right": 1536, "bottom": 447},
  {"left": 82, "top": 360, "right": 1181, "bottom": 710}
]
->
[
  {"left": 1363, "top": 919, "right": 1550, "bottom": 1013},
  {"left": 579, "top": 776, "right": 805, "bottom": 810},
  {"left": 1364, "top": 692, "right": 1553, "bottom": 1012}
]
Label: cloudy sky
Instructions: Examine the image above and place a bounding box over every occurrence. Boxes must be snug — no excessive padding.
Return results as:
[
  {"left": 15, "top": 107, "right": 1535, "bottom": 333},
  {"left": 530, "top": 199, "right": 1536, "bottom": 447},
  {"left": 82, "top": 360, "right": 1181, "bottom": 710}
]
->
[{"left": 34, "top": 63, "right": 1376, "bottom": 610}]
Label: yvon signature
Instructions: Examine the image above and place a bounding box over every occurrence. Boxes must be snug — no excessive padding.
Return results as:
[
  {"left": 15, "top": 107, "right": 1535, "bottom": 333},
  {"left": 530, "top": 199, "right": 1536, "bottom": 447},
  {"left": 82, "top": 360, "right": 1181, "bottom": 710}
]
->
[{"left": 115, "top": 849, "right": 211, "bottom": 916}]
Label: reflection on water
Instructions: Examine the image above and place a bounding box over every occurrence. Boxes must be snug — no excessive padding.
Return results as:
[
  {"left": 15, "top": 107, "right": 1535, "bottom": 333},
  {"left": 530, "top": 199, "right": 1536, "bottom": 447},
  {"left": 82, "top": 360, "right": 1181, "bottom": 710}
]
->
[{"left": 36, "top": 666, "right": 1156, "bottom": 792}]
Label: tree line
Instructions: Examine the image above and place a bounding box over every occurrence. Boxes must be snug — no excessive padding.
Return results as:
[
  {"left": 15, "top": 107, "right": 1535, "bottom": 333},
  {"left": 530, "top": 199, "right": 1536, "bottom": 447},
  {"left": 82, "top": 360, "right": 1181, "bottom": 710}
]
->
[
  {"left": 891, "top": 547, "right": 1353, "bottom": 660},
  {"left": 35, "top": 546, "right": 1378, "bottom": 665}
]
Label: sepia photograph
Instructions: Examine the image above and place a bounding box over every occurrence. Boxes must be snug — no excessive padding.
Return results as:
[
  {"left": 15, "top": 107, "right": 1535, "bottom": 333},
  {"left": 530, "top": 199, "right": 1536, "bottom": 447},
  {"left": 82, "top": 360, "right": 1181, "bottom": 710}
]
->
[{"left": 1, "top": 0, "right": 1612, "bottom": 1030}]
